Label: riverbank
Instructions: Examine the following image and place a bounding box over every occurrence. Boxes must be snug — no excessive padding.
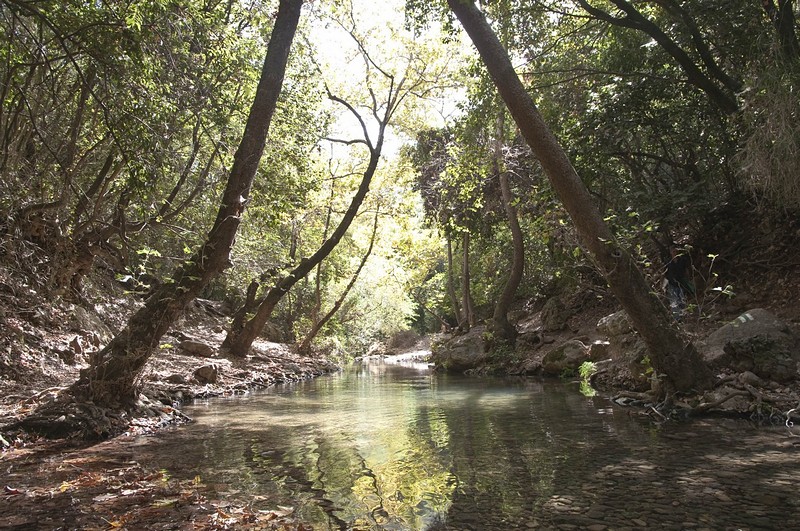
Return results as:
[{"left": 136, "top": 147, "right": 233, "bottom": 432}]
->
[
  {"left": 0, "top": 278, "right": 337, "bottom": 528},
  {"left": 0, "top": 284, "right": 338, "bottom": 438}
]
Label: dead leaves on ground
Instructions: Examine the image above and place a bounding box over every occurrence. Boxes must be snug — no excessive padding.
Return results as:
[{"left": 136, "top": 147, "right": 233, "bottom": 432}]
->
[{"left": 2, "top": 457, "right": 312, "bottom": 530}]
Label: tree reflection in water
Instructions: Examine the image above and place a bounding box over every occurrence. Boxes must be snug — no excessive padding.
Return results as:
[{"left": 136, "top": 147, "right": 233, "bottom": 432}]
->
[{"left": 131, "top": 360, "right": 796, "bottom": 530}]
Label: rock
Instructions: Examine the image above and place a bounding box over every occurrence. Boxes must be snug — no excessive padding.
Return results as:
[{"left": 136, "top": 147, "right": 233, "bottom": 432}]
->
[
  {"left": 542, "top": 340, "right": 589, "bottom": 376},
  {"left": 260, "top": 321, "right": 287, "bottom": 342},
  {"left": 588, "top": 340, "right": 611, "bottom": 361},
  {"left": 597, "top": 311, "right": 632, "bottom": 337},
  {"left": 179, "top": 340, "right": 216, "bottom": 358},
  {"left": 698, "top": 309, "right": 800, "bottom": 382},
  {"left": 69, "top": 335, "right": 83, "bottom": 355},
  {"left": 517, "top": 330, "right": 542, "bottom": 348},
  {"left": 739, "top": 371, "right": 764, "bottom": 387},
  {"left": 724, "top": 336, "right": 797, "bottom": 383},
  {"left": 70, "top": 306, "right": 113, "bottom": 343},
  {"left": 166, "top": 374, "right": 188, "bottom": 384},
  {"left": 430, "top": 327, "right": 488, "bottom": 372},
  {"left": 541, "top": 297, "right": 572, "bottom": 332},
  {"left": 515, "top": 358, "right": 543, "bottom": 374},
  {"left": 193, "top": 364, "right": 219, "bottom": 384}
]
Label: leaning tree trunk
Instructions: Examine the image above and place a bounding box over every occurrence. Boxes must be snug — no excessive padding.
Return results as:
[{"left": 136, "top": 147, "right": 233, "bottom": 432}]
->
[
  {"left": 447, "top": 0, "right": 714, "bottom": 394},
  {"left": 69, "top": 0, "right": 304, "bottom": 407}
]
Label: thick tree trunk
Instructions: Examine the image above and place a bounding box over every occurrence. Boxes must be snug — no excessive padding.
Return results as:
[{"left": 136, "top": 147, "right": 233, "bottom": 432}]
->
[
  {"left": 491, "top": 112, "right": 524, "bottom": 343},
  {"left": 70, "top": 0, "right": 303, "bottom": 407},
  {"left": 448, "top": 0, "right": 714, "bottom": 393},
  {"left": 761, "top": 0, "right": 800, "bottom": 59}
]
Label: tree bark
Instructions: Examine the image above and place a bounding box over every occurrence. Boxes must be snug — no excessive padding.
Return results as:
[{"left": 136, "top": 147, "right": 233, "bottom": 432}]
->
[
  {"left": 761, "top": 0, "right": 800, "bottom": 59},
  {"left": 70, "top": 0, "right": 303, "bottom": 407},
  {"left": 461, "top": 231, "right": 475, "bottom": 330},
  {"left": 445, "top": 234, "right": 464, "bottom": 327},
  {"left": 491, "top": 111, "right": 524, "bottom": 343},
  {"left": 447, "top": 0, "right": 714, "bottom": 394}
]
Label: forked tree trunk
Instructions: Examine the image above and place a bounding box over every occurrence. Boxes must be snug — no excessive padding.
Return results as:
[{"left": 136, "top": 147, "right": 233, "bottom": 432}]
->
[
  {"left": 222, "top": 19, "right": 412, "bottom": 357},
  {"left": 69, "top": 0, "right": 304, "bottom": 407},
  {"left": 222, "top": 130, "right": 385, "bottom": 357},
  {"left": 297, "top": 209, "right": 379, "bottom": 352},
  {"left": 448, "top": 0, "right": 714, "bottom": 393}
]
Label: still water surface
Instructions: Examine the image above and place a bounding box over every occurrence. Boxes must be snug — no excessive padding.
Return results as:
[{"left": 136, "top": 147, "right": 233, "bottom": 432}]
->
[{"left": 133, "top": 357, "right": 799, "bottom": 530}]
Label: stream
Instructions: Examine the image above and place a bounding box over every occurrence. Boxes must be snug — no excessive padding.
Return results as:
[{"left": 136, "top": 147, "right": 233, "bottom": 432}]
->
[{"left": 131, "top": 355, "right": 799, "bottom": 530}]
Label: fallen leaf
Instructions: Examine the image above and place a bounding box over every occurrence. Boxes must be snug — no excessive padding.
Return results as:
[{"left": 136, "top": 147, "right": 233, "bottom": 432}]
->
[{"left": 3, "top": 486, "right": 22, "bottom": 495}]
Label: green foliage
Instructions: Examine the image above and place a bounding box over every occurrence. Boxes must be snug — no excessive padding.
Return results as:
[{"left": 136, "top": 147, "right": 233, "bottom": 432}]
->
[
  {"left": 737, "top": 62, "right": 800, "bottom": 210},
  {"left": 683, "top": 252, "right": 736, "bottom": 322},
  {"left": 578, "top": 361, "right": 597, "bottom": 381},
  {"left": 2, "top": 0, "right": 790, "bottom": 359},
  {"left": 640, "top": 356, "right": 654, "bottom": 377}
]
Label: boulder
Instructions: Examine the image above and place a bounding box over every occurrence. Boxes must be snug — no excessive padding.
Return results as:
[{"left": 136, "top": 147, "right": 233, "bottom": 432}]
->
[
  {"left": 541, "top": 340, "right": 589, "bottom": 376},
  {"left": 699, "top": 308, "right": 800, "bottom": 382},
  {"left": 179, "top": 339, "right": 216, "bottom": 358},
  {"left": 260, "top": 321, "right": 288, "bottom": 342},
  {"left": 430, "top": 327, "right": 488, "bottom": 372},
  {"left": 597, "top": 311, "right": 632, "bottom": 338},
  {"left": 166, "top": 374, "right": 188, "bottom": 384},
  {"left": 541, "top": 297, "right": 572, "bottom": 332},
  {"left": 70, "top": 306, "right": 114, "bottom": 343},
  {"left": 588, "top": 340, "right": 611, "bottom": 361},
  {"left": 193, "top": 364, "right": 219, "bottom": 384}
]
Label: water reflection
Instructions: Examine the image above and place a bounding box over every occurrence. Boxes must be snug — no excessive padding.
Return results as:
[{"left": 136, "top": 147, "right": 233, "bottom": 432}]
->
[{"left": 132, "top": 359, "right": 799, "bottom": 530}]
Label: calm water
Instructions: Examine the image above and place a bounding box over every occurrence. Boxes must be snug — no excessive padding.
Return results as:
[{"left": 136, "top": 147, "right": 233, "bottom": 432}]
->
[{"left": 132, "top": 357, "right": 799, "bottom": 530}]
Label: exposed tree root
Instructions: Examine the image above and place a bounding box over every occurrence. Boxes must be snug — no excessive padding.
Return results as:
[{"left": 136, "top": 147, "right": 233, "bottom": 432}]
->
[
  {"left": 691, "top": 390, "right": 751, "bottom": 414},
  {"left": 2, "top": 391, "right": 190, "bottom": 440},
  {"left": 609, "top": 372, "right": 798, "bottom": 425}
]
